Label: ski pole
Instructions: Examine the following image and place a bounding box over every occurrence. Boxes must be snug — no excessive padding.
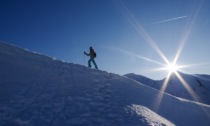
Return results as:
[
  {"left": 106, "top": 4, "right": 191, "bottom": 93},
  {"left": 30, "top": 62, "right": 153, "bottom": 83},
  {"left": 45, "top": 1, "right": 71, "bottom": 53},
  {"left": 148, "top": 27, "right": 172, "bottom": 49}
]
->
[{"left": 84, "top": 54, "right": 85, "bottom": 65}]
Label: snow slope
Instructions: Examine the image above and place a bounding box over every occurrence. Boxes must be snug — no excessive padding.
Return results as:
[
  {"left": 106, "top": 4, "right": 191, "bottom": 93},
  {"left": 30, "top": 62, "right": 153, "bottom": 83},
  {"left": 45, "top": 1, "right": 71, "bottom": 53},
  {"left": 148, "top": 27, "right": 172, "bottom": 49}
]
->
[
  {"left": 0, "top": 41, "right": 210, "bottom": 126},
  {"left": 125, "top": 72, "right": 210, "bottom": 105}
]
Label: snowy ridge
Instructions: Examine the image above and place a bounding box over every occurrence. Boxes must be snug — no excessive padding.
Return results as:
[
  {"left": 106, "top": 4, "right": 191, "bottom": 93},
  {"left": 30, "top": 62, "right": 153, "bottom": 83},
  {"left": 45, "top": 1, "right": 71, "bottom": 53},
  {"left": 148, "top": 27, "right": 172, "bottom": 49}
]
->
[
  {"left": 0, "top": 41, "right": 210, "bottom": 126},
  {"left": 124, "top": 75, "right": 210, "bottom": 108},
  {"left": 125, "top": 72, "right": 210, "bottom": 105}
]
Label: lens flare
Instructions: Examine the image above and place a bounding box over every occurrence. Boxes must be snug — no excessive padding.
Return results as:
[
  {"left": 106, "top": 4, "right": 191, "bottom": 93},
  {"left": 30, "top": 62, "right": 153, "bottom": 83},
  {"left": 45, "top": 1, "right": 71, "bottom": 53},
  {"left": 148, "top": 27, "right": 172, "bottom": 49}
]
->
[
  {"left": 117, "top": 0, "right": 209, "bottom": 116},
  {"left": 166, "top": 63, "right": 179, "bottom": 74}
]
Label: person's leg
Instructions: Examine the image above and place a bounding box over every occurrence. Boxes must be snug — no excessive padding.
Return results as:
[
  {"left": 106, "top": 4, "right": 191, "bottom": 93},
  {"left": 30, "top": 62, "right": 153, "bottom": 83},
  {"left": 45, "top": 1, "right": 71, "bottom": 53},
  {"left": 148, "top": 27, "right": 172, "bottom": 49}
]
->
[
  {"left": 88, "top": 59, "right": 91, "bottom": 67},
  {"left": 92, "top": 59, "right": 98, "bottom": 69}
]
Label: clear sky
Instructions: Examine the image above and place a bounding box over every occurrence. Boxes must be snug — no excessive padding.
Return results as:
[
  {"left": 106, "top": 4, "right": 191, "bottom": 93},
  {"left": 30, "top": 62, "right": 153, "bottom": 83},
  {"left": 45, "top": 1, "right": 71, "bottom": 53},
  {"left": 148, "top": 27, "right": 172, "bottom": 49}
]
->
[{"left": 1, "top": 0, "right": 210, "bottom": 80}]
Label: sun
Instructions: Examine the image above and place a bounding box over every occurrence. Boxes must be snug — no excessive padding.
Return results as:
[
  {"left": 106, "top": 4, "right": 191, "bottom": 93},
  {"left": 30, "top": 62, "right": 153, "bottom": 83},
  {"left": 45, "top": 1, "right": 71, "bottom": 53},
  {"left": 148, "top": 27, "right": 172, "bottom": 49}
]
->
[{"left": 166, "top": 63, "right": 179, "bottom": 74}]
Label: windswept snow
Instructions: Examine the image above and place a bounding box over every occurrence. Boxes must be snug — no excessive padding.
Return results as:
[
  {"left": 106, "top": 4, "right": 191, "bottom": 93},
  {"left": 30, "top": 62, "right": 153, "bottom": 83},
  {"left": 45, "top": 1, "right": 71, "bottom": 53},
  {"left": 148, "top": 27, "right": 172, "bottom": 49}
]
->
[
  {"left": 126, "top": 104, "right": 175, "bottom": 126},
  {"left": 0, "top": 41, "right": 210, "bottom": 126}
]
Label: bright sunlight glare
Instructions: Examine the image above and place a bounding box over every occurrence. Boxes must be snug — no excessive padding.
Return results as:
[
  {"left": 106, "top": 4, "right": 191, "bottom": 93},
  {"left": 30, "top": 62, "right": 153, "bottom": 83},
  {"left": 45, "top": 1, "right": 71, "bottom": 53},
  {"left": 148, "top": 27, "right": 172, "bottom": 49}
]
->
[
  {"left": 166, "top": 63, "right": 179, "bottom": 74},
  {"left": 119, "top": 0, "right": 210, "bottom": 117}
]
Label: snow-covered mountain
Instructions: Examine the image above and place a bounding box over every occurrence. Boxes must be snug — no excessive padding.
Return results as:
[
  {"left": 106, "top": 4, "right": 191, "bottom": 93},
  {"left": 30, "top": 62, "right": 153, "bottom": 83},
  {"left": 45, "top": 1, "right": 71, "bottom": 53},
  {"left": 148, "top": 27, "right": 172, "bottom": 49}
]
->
[
  {"left": 0, "top": 41, "right": 210, "bottom": 126},
  {"left": 125, "top": 72, "right": 210, "bottom": 105},
  {"left": 124, "top": 73, "right": 157, "bottom": 88}
]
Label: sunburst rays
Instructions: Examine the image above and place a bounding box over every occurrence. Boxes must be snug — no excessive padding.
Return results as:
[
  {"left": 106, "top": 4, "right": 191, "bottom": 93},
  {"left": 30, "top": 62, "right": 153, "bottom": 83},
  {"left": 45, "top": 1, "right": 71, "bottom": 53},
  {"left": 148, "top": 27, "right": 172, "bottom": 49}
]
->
[{"left": 117, "top": 0, "right": 210, "bottom": 115}]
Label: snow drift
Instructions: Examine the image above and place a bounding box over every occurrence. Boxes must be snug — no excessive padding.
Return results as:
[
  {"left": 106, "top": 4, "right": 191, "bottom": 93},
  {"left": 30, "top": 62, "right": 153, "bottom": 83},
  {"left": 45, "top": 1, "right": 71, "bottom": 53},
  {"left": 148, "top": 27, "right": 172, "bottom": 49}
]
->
[{"left": 0, "top": 41, "right": 210, "bottom": 126}]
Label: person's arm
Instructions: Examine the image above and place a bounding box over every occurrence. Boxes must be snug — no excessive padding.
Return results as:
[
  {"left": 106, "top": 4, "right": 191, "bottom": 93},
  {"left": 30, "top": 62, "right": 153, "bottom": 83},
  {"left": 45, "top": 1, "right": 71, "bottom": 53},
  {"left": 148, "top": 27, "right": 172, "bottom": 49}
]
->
[{"left": 84, "top": 51, "right": 89, "bottom": 56}]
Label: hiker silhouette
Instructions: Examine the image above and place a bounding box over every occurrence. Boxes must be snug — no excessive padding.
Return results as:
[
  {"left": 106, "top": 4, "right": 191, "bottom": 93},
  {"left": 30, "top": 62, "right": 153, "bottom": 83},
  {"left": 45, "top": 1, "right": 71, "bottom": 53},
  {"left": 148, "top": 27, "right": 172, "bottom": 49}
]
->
[{"left": 84, "top": 46, "right": 98, "bottom": 69}]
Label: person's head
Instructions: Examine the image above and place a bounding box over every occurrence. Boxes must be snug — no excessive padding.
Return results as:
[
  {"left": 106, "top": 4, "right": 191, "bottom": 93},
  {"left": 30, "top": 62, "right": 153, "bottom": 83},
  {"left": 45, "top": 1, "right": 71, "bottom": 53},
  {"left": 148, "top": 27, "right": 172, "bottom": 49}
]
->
[{"left": 89, "top": 46, "right": 93, "bottom": 50}]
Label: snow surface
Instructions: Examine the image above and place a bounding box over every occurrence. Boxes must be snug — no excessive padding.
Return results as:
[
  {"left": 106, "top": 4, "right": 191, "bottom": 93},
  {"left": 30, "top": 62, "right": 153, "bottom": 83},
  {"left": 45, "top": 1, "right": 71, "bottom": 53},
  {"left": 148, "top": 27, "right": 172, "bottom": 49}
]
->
[
  {"left": 125, "top": 73, "right": 210, "bottom": 105},
  {"left": 0, "top": 41, "right": 210, "bottom": 126}
]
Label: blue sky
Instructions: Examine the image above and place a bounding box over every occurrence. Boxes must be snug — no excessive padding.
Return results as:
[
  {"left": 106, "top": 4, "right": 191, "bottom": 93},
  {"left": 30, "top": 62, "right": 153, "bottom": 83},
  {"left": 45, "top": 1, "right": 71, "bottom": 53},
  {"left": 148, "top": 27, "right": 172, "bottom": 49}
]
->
[{"left": 1, "top": 0, "right": 210, "bottom": 80}]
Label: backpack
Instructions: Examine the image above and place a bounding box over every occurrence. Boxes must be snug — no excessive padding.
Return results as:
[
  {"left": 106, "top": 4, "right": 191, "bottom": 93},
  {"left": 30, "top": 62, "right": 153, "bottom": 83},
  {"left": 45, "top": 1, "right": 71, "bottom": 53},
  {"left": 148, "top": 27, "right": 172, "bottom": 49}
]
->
[
  {"left": 94, "top": 52, "right": 96, "bottom": 58},
  {"left": 90, "top": 48, "right": 96, "bottom": 58}
]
